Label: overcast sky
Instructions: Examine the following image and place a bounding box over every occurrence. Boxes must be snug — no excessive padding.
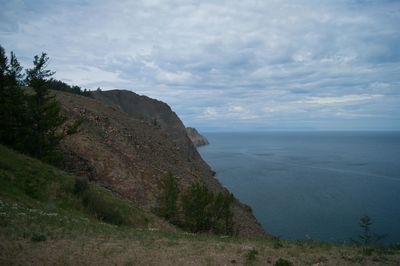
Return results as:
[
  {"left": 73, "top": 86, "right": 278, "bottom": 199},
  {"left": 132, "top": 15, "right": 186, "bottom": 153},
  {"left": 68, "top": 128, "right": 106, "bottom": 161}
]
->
[{"left": 1, "top": 0, "right": 399, "bottom": 131}]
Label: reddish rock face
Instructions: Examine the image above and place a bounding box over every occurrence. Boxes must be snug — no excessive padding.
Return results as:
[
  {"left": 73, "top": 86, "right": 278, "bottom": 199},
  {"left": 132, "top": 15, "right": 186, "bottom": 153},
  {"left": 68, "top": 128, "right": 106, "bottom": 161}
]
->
[{"left": 56, "top": 90, "right": 265, "bottom": 237}]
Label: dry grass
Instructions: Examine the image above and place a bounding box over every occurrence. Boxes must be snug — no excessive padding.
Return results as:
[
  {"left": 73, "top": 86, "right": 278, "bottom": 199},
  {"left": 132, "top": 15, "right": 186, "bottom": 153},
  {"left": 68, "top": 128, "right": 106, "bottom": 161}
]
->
[{"left": 1, "top": 234, "right": 399, "bottom": 266}]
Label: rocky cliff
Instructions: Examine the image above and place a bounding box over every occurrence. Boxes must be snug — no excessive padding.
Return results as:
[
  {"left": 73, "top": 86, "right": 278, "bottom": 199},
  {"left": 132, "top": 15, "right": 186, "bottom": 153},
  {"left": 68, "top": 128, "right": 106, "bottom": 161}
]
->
[
  {"left": 91, "top": 90, "right": 194, "bottom": 158},
  {"left": 56, "top": 90, "right": 265, "bottom": 236},
  {"left": 186, "top": 127, "right": 209, "bottom": 147}
]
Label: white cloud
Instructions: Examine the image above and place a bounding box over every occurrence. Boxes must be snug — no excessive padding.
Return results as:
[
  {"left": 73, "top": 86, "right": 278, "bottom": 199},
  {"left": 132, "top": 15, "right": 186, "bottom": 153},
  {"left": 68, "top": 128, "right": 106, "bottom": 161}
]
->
[
  {"left": 58, "top": 65, "right": 128, "bottom": 87},
  {"left": 203, "top": 107, "right": 218, "bottom": 119},
  {"left": 228, "top": 105, "right": 245, "bottom": 113},
  {"left": 298, "top": 94, "right": 383, "bottom": 105}
]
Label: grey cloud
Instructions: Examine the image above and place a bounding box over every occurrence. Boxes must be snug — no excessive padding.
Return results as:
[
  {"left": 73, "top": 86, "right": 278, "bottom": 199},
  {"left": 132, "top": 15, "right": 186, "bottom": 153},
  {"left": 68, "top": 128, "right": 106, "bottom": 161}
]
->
[{"left": 1, "top": 0, "right": 399, "bottom": 130}]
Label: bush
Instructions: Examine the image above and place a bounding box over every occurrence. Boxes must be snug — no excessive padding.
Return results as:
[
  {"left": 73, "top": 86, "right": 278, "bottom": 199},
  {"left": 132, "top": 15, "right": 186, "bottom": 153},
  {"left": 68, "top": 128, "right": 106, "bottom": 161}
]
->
[
  {"left": 274, "top": 258, "right": 293, "bottom": 266},
  {"left": 272, "top": 236, "right": 283, "bottom": 249},
  {"left": 78, "top": 186, "right": 150, "bottom": 227},
  {"left": 244, "top": 248, "right": 258, "bottom": 265},
  {"left": 81, "top": 188, "right": 124, "bottom": 225},
  {"left": 73, "top": 177, "right": 89, "bottom": 194},
  {"left": 209, "top": 191, "right": 234, "bottom": 234},
  {"left": 31, "top": 233, "right": 47, "bottom": 242},
  {"left": 66, "top": 118, "right": 83, "bottom": 135},
  {"left": 158, "top": 172, "right": 179, "bottom": 223}
]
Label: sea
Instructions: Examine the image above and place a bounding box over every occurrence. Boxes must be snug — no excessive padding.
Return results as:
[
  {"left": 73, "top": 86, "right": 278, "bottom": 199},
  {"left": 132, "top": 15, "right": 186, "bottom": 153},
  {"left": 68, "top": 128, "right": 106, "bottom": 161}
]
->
[{"left": 198, "top": 131, "right": 400, "bottom": 244}]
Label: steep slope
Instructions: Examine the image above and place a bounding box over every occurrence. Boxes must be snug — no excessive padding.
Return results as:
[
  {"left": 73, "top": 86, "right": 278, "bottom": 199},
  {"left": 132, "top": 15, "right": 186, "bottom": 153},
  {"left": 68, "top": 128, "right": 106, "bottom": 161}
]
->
[
  {"left": 56, "top": 90, "right": 264, "bottom": 236},
  {"left": 186, "top": 127, "right": 209, "bottom": 147},
  {"left": 0, "top": 144, "right": 172, "bottom": 232}
]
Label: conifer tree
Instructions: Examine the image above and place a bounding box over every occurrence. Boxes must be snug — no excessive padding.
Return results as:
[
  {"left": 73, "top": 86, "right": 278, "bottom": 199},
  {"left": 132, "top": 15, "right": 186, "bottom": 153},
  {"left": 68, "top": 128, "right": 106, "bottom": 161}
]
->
[
  {"left": 8, "top": 52, "right": 24, "bottom": 84},
  {"left": 0, "top": 45, "right": 29, "bottom": 149},
  {"left": 24, "top": 53, "right": 65, "bottom": 161},
  {"left": 0, "top": 46, "right": 7, "bottom": 80}
]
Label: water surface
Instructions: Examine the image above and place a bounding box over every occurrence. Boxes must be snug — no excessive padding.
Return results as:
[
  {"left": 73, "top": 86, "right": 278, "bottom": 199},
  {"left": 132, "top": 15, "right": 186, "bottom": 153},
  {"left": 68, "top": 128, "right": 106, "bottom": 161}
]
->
[{"left": 198, "top": 132, "right": 400, "bottom": 243}]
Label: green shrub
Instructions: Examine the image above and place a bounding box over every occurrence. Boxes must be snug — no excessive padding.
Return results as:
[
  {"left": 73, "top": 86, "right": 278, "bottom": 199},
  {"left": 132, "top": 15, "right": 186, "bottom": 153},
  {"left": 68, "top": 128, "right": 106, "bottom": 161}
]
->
[
  {"left": 244, "top": 248, "right": 258, "bottom": 265},
  {"left": 31, "top": 233, "right": 47, "bottom": 242},
  {"left": 24, "top": 174, "right": 47, "bottom": 199},
  {"left": 73, "top": 177, "right": 89, "bottom": 194},
  {"left": 158, "top": 172, "right": 179, "bottom": 223},
  {"left": 272, "top": 236, "right": 283, "bottom": 249},
  {"left": 274, "top": 258, "right": 293, "bottom": 266},
  {"left": 79, "top": 186, "right": 150, "bottom": 227},
  {"left": 82, "top": 188, "right": 125, "bottom": 225},
  {"left": 66, "top": 118, "right": 83, "bottom": 135},
  {"left": 209, "top": 191, "right": 234, "bottom": 235}
]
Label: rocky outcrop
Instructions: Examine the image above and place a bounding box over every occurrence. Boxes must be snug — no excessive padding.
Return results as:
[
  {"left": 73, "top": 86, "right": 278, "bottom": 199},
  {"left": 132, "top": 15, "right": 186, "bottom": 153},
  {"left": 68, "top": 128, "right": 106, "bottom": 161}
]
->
[
  {"left": 91, "top": 90, "right": 195, "bottom": 158},
  {"left": 56, "top": 90, "right": 265, "bottom": 237},
  {"left": 186, "top": 127, "right": 209, "bottom": 147}
]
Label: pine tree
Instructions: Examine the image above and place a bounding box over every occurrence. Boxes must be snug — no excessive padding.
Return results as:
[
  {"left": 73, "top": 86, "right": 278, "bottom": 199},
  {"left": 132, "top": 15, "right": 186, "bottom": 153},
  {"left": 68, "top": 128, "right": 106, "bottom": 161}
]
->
[
  {"left": 24, "top": 53, "right": 66, "bottom": 161},
  {"left": 0, "top": 46, "right": 7, "bottom": 80},
  {"left": 8, "top": 51, "right": 24, "bottom": 85},
  {"left": 181, "top": 183, "right": 213, "bottom": 233},
  {"left": 0, "top": 45, "right": 30, "bottom": 149},
  {"left": 181, "top": 183, "right": 234, "bottom": 235},
  {"left": 359, "top": 215, "right": 372, "bottom": 245}
]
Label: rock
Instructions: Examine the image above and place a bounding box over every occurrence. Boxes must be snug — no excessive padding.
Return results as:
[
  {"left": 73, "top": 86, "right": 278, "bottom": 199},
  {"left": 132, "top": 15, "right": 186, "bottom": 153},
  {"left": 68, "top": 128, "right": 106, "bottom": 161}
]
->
[{"left": 186, "top": 127, "right": 209, "bottom": 147}]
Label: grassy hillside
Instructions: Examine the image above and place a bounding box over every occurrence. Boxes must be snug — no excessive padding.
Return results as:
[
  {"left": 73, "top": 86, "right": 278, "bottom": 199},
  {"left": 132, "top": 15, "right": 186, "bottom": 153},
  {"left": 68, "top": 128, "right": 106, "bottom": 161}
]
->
[
  {"left": 0, "top": 144, "right": 174, "bottom": 236},
  {"left": 1, "top": 145, "right": 399, "bottom": 265}
]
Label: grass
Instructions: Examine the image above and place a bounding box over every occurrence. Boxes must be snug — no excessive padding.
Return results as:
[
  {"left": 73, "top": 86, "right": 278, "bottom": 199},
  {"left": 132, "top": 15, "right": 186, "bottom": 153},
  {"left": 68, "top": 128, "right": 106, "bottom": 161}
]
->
[
  {"left": 1, "top": 144, "right": 400, "bottom": 265},
  {"left": 0, "top": 144, "right": 168, "bottom": 238}
]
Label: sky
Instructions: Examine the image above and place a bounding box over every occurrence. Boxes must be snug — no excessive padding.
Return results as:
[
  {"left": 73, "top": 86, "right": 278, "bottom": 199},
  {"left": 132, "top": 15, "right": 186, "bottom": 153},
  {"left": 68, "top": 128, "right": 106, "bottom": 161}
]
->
[{"left": 1, "top": 0, "right": 400, "bottom": 131}]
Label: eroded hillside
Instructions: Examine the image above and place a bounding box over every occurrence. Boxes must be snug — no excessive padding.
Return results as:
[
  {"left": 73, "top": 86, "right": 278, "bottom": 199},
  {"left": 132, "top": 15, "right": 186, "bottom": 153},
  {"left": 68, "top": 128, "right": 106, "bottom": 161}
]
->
[{"left": 56, "top": 90, "right": 264, "bottom": 236}]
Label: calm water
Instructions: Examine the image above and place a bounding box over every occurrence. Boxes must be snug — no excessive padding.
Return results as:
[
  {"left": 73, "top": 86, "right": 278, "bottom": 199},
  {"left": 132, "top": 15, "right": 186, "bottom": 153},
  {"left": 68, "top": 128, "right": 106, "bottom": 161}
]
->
[{"left": 198, "top": 132, "right": 400, "bottom": 243}]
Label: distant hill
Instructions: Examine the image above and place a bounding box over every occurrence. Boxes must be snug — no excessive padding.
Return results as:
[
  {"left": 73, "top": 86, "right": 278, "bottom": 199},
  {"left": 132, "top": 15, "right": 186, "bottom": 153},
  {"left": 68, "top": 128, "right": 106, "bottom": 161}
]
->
[{"left": 56, "top": 90, "right": 264, "bottom": 236}]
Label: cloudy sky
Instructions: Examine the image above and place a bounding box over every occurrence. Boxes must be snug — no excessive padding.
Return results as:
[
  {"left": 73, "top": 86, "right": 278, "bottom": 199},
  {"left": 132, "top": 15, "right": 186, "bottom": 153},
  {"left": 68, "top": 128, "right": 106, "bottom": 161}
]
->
[{"left": 1, "top": 0, "right": 399, "bottom": 131}]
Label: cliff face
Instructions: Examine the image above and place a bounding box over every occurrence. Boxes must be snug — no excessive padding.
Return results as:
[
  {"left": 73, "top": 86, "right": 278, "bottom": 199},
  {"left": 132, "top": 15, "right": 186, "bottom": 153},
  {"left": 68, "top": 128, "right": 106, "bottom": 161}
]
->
[
  {"left": 57, "top": 90, "right": 265, "bottom": 237},
  {"left": 186, "top": 127, "right": 209, "bottom": 147},
  {"left": 91, "top": 90, "right": 195, "bottom": 158}
]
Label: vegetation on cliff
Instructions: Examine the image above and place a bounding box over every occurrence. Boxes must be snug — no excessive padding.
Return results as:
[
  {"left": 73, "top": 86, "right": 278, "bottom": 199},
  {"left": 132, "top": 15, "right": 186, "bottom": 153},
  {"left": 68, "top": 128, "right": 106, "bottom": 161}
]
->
[
  {"left": 158, "top": 173, "right": 234, "bottom": 235},
  {"left": 45, "top": 78, "right": 91, "bottom": 97}
]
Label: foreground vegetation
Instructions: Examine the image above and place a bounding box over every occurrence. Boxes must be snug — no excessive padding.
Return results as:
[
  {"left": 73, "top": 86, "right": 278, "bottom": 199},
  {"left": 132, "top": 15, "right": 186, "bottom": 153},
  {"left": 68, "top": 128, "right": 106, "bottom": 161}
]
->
[{"left": 1, "top": 145, "right": 399, "bottom": 265}]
